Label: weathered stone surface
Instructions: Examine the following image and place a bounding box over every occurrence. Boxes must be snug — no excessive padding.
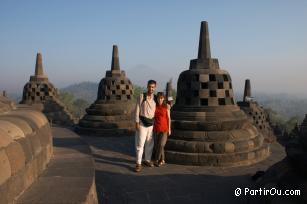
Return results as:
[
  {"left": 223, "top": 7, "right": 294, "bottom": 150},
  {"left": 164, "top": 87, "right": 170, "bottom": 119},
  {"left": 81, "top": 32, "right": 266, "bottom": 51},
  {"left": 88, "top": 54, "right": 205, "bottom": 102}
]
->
[
  {"left": 6, "top": 110, "right": 46, "bottom": 129},
  {"left": 17, "top": 137, "right": 34, "bottom": 163},
  {"left": 6, "top": 169, "right": 25, "bottom": 202},
  {"left": 165, "top": 21, "right": 270, "bottom": 166},
  {"left": 0, "top": 149, "right": 11, "bottom": 185},
  {"left": 19, "top": 53, "right": 75, "bottom": 126},
  {"left": 0, "top": 120, "right": 26, "bottom": 140},
  {"left": 0, "top": 104, "right": 53, "bottom": 203},
  {"left": 0, "top": 116, "right": 33, "bottom": 135},
  {"left": 0, "top": 94, "right": 16, "bottom": 113},
  {"left": 0, "top": 129, "right": 14, "bottom": 148},
  {"left": 76, "top": 45, "right": 135, "bottom": 136},
  {"left": 5, "top": 141, "right": 26, "bottom": 175}
]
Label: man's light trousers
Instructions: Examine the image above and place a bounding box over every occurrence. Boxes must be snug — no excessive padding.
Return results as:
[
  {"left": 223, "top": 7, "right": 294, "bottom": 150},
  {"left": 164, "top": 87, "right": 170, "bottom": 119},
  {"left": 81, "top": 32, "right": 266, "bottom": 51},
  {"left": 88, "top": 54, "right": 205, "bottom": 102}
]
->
[{"left": 135, "top": 124, "right": 154, "bottom": 164}]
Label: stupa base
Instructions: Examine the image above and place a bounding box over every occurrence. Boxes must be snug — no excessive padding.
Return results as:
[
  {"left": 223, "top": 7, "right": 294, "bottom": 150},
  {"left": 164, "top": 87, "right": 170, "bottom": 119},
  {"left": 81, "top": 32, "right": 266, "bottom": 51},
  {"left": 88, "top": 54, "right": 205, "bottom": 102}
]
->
[{"left": 165, "top": 144, "right": 270, "bottom": 167}]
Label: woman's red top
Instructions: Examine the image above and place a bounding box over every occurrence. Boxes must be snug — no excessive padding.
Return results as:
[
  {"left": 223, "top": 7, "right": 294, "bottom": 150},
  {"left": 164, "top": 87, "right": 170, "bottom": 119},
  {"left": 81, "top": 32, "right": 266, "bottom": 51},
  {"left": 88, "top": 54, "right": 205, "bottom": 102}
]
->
[{"left": 154, "top": 104, "right": 169, "bottom": 133}]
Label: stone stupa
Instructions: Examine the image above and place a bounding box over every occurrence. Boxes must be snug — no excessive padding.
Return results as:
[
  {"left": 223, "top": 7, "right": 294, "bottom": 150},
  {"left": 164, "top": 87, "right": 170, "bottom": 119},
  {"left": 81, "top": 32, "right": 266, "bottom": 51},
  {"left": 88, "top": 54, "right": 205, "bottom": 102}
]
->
[
  {"left": 165, "top": 21, "right": 270, "bottom": 166},
  {"left": 20, "top": 53, "right": 75, "bottom": 126},
  {"left": 76, "top": 45, "right": 134, "bottom": 136},
  {"left": 237, "top": 79, "right": 275, "bottom": 143},
  {"left": 0, "top": 91, "right": 16, "bottom": 113}
]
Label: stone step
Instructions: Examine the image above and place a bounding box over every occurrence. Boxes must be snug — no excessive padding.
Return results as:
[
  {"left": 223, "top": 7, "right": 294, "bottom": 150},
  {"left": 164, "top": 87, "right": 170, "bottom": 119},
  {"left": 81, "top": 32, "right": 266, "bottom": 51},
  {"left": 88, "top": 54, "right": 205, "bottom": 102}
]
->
[
  {"left": 172, "top": 119, "right": 249, "bottom": 131},
  {"left": 172, "top": 110, "right": 247, "bottom": 122},
  {"left": 171, "top": 126, "right": 258, "bottom": 142},
  {"left": 171, "top": 104, "right": 242, "bottom": 112},
  {"left": 165, "top": 144, "right": 270, "bottom": 167},
  {"left": 166, "top": 134, "right": 264, "bottom": 154}
]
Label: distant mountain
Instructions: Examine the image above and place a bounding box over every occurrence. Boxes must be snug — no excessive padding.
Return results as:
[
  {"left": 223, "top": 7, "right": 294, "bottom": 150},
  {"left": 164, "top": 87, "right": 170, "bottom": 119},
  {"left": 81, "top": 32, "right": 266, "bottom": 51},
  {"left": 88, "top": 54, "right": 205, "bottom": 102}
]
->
[
  {"left": 58, "top": 64, "right": 175, "bottom": 103},
  {"left": 235, "top": 92, "right": 307, "bottom": 121},
  {"left": 58, "top": 81, "right": 307, "bottom": 121},
  {"left": 60, "top": 81, "right": 98, "bottom": 103},
  {"left": 125, "top": 64, "right": 174, "bottom": 92},
  {"left": 253, "top": 92, "right": 307, "bottom": 121},
  {"left": 6, "top": 76, "right": 307, "bottom": 122}
]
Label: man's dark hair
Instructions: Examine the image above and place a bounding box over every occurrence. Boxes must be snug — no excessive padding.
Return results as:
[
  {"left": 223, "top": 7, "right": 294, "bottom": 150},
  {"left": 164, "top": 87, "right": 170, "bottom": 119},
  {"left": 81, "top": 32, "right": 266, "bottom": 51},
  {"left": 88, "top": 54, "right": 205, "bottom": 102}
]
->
[{"left": 147, "top": 79, "right": 156, "bottom": 86}]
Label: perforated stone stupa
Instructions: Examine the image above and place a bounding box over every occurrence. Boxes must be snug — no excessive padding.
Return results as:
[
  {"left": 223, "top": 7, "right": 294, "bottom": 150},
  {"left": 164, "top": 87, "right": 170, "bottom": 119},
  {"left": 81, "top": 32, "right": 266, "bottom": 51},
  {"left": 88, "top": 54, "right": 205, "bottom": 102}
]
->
[
  {"left": 237, "top": 79, "right": 275, "bottom": 143},
  {"left": 165, "top": 21, "right": 270, "bottom": 166},
  {"left": 76, "top": 45, "right": 134, "bottom": 136},
  {"left": 20, "top": 53, "right": 75, "bottom": 126}
]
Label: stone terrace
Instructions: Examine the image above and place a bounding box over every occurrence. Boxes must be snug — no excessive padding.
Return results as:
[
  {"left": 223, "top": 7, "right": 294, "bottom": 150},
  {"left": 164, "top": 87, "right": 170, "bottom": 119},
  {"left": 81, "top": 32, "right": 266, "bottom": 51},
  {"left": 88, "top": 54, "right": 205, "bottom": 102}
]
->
[
  {"left": 82, "top": 135, "right": 286, "bottom": 204},
  {"left": 16, "top": 127, "right": 98, "bottom": 204}
]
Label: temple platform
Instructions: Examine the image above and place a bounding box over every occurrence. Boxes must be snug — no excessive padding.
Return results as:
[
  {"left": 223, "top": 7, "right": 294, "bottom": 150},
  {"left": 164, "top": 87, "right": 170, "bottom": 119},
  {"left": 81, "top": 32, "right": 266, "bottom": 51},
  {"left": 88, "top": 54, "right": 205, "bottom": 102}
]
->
[{"left": 81, "top": 133, "right": 286, "bottom": 204}]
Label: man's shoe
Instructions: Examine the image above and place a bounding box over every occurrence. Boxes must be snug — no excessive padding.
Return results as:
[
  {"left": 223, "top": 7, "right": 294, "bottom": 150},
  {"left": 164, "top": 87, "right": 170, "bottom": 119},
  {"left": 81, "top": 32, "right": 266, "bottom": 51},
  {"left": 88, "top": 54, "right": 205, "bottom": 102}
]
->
[
  {"left": 135, "top": 164, "right": 142, "bottom": 172},
  {"left": 142, "top": 160, "right": 154, "bottom": 167}
]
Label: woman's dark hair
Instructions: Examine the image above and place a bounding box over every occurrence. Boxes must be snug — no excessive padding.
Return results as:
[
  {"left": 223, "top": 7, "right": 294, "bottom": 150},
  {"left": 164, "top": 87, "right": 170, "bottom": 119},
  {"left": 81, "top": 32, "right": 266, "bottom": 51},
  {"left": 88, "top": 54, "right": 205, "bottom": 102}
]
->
[
  {"left": 147, "top": 79, "right": 157, "bottom": 86},
  {"left": 157, "top": 92, "right": 165, "bottom": 98},
  {"left": 156, "top": 92, "right": 167, "bottom": 106}
]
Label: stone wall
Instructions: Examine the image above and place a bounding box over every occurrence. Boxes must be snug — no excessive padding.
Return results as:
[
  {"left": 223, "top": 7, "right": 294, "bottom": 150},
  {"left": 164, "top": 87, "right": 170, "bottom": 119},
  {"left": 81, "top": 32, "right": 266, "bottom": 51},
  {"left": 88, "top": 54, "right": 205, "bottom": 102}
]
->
[{"left": 0, "top": 109, "right": 53, "bottom": 203}]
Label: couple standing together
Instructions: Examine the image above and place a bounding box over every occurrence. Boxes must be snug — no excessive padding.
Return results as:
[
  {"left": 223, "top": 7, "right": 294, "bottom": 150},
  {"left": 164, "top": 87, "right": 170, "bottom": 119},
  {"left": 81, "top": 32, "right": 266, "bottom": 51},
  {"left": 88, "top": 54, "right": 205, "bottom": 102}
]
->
[{"left": 134, "top": 80, "right": 172, "bottom": 172}]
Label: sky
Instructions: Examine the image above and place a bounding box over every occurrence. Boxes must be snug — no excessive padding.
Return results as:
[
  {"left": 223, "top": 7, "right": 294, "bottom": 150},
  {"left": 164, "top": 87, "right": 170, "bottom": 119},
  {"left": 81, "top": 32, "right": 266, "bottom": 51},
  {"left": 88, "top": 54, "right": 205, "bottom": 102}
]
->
[{"left": 0, "top": 0, "right": 306, "bottom": 96}]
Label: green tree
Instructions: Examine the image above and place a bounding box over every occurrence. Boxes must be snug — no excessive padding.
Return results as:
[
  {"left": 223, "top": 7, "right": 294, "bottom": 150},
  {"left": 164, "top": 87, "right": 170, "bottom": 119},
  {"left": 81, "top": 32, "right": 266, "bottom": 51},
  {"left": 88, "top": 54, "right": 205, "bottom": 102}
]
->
[
  {"left": 133, "top": 85, "right": 146, "bottom": 101},
  {"left": 73, "top": 99, "right": 89, "bottom": 118},
  {"left": 284, "top": 116, "right": 300, "bottom": 134},
  {"left": 59, "top": 91, "right": 75, "bottom": 113}
]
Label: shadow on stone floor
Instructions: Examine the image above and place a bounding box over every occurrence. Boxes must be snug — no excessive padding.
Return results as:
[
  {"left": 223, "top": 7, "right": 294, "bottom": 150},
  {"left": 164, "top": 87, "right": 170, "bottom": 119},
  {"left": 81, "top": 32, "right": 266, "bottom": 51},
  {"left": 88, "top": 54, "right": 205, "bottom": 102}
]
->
[
  {"left": 81, "top": 135, "right": 135, "bottom": 157},
  {"left": 93, "top": 153, "right": 135, "bottom": 171},
  {"left": 73, "top": 132, "right": 290, "bottom": 204},
  {"left": 94, "top": 169, "right": 294, "bottom": 204},
  {"left": 52, "top": 137, "right": 93, "bottom": 155}
]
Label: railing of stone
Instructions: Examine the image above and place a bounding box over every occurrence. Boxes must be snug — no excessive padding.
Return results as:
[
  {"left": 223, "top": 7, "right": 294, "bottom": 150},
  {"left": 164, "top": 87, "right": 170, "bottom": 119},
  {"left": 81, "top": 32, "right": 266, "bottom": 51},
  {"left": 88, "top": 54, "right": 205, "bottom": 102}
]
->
[{"left": 0, "top": 109, "right": 53, "bottom": 203}]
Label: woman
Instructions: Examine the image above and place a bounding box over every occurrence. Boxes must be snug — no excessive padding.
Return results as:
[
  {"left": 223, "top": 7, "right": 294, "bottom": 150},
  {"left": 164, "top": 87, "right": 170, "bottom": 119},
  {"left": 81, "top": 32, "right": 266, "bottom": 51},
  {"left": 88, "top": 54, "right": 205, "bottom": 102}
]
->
[{"left": 153, "top": 92, "right": 171, "bottom": 167}]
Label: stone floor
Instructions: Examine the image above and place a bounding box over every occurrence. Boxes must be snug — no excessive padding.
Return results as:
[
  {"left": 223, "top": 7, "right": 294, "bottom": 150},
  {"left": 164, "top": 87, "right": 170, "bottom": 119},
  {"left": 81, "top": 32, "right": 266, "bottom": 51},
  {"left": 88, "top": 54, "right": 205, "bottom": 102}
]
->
[
  {"left": 81, "top": 135, "right": 287, "bottom": 204},
  {"left": 17, "top": 127, "right": 97, "bottom": 204}
]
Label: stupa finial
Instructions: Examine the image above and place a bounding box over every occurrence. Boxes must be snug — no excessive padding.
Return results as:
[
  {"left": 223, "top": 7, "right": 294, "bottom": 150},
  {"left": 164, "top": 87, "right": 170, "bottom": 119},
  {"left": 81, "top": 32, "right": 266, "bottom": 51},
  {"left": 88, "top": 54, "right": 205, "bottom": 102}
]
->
[
  {"left": 35, "top": 53, "right": 44, "bottom": 76},
  {"left": 243, "top": 79, "right": 251, "bottom": 102},
  {"left": 111, "top": 45, "right": 120, "bottom": 70},
  {"left": 198, "top": 21, "right": 211, "bottom": 59}
]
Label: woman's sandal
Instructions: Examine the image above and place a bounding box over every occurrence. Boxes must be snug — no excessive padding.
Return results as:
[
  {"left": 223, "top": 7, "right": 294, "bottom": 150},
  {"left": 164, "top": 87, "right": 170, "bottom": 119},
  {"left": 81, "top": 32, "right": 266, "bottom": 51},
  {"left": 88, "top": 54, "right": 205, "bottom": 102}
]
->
[{"left": 154, "top": 160, "right": 160, "bottom": 167}]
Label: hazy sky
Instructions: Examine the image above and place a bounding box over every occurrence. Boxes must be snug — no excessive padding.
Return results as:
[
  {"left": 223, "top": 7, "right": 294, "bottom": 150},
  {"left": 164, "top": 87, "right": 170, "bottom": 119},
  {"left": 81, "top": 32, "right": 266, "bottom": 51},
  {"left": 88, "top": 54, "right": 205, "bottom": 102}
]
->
[{"left": 0, "top": 0, "right": 306, "bottom": 96}]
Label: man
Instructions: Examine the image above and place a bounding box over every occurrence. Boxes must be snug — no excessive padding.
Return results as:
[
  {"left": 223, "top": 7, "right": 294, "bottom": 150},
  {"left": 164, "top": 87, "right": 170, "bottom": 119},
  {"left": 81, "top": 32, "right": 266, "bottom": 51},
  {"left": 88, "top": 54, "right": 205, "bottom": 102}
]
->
[{"left": 134, "top": 80, "right": 157, "bottom": 172}]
